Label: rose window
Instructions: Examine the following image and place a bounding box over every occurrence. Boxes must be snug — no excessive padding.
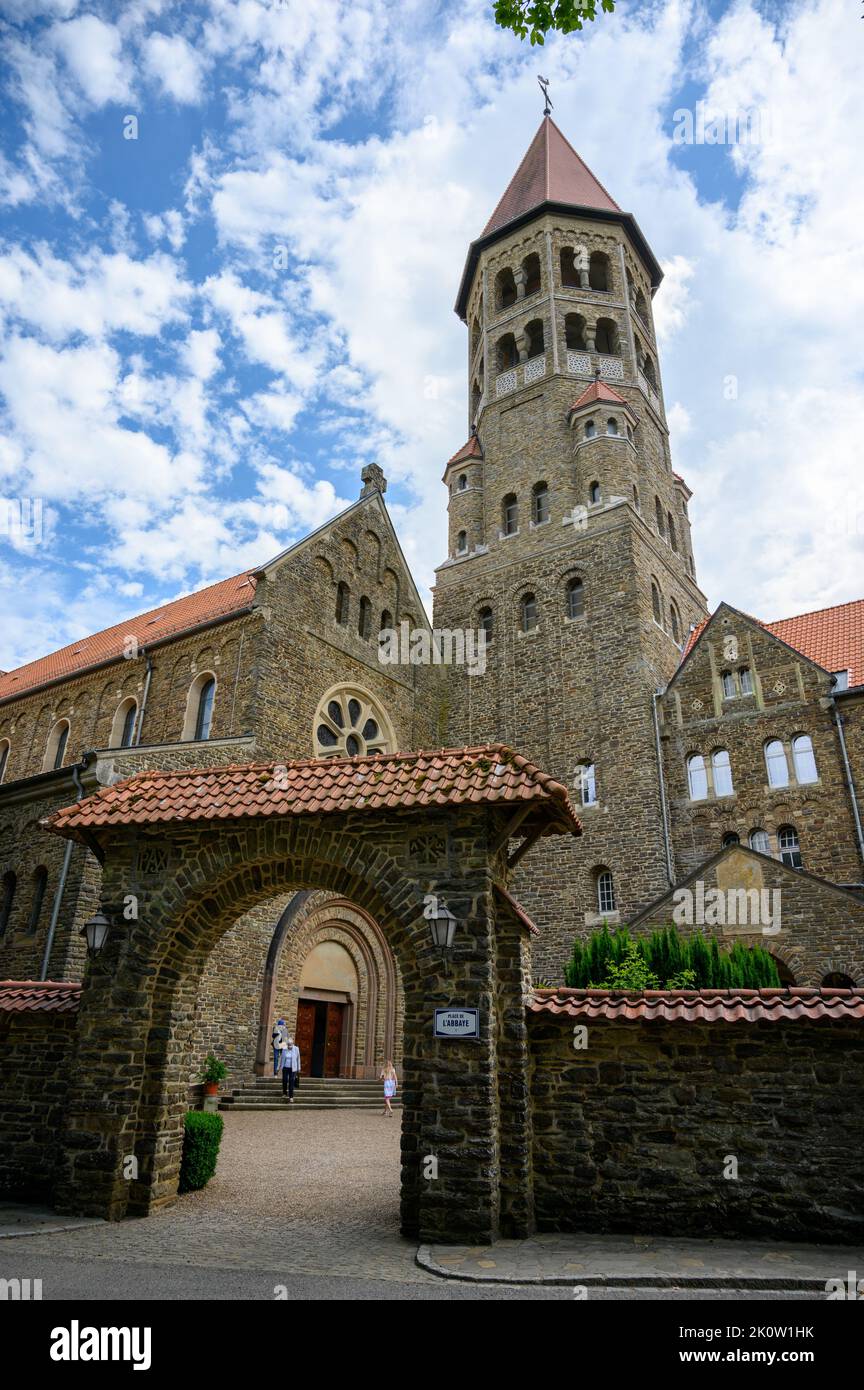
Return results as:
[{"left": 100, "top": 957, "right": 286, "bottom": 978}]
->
[{"left": 314, "top": 688, "right": 394, "bottom": 758}]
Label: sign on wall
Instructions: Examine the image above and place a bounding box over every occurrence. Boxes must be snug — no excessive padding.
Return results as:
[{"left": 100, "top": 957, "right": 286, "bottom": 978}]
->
[{"left": 433, "top": 1008, "right": 480, "bottom": 1039}]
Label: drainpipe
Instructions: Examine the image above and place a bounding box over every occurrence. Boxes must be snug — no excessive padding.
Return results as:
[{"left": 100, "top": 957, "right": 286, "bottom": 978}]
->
[
  {"left": 652, "top": 691, "right": 675, "bottom": 886},
  {"left": 39, "top": 758, "right": 88, "bottom": 982},
  {"left": 830, "top": 697, "right": 864, "bottom": 871},
  {"left": 133, "top": 654, "right": 154, "bottom": 746}
]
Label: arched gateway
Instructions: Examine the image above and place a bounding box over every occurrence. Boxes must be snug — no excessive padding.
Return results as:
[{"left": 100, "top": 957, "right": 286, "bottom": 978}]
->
[{"left": 44, "top": 745, "right": 580, "bottom": 1244}]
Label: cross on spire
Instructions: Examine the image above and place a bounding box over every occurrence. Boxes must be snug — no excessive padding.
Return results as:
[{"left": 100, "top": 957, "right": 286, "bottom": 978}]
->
[{"left": 537, "top": 75, "right": 553, "bottom": 117}]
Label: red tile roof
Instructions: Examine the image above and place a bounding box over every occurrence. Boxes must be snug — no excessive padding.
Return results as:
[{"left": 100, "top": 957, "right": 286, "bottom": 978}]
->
[
  {"left": 445, "top": 435, "right": 483, "bottom": 468},
  {"left": 44, "top": 745, "right": 581, "bottom": 841},
  {"left": 680, "top": 599, "right": 864, "bottom": 686},
  {"left": 0, "top": 980, "right": 82, "bottom": 1014},
  {"left": 766, "top": 599, "right": 864, "bottom": 688},
  {"left": 568, "top": 379, "right": 628, "bottom": 414},
  {"left": 0, "top": 572, "right": 258, "bottom": 705},
  {"left": 483, "top": 117, "right": 620, "bottom": 238},
  {"left": 530, "top": 987, "right": 864, "bottom": 1023},
  {"left": 493, "top": 883, "right": 540, "bottom": 935}
]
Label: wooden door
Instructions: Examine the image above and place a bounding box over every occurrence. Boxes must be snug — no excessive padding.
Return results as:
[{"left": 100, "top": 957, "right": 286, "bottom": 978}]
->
[
  {"left": 323, "top": 1003, "right": 344, "bottom": 1078},
  {"left": 295, "top": 1001, "right": 316, "bottom": 1074}
]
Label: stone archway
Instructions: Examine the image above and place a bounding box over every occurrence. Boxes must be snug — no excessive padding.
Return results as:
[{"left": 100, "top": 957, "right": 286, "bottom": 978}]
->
[{"left": 45, "top": 747, "right": 580, "bottom": 1243}]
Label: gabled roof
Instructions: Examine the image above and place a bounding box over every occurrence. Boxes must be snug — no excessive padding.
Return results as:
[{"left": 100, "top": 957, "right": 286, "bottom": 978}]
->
[
  {"left": 482, "top": 117, "right": 620, "bottom": 238},
  {"left": 44, "top": 745, "right": 582, "bottom": 842},
  {"left": 0, "top": 572, "right": 258, "bottom": 705},
  {"left": 679, "top": 599, "right": 864, "bottom": 687},
  {"left": 567, "top": 378, "right": 628, "bottom": 414}
]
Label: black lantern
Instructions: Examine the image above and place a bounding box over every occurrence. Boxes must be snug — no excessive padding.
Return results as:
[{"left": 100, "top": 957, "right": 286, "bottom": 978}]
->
[
  {"left": 80, "top": 910, "right": 111, "bottom": 958},
  {"left": 428, "top": 902, "right": 457, "bottom": 952}
]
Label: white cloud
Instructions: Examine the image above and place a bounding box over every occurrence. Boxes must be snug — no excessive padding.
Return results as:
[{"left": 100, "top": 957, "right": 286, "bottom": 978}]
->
[
  {"left": 143, "top": 32, "right": 204, "bottom": 105},
  {"left": 51, "top": 14, "right": 132, "bottom": 107}
]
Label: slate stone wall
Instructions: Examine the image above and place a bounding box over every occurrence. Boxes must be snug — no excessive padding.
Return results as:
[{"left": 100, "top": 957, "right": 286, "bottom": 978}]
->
[{"left": 0, "top": 1011, "right": 77, "bottom": 1200}]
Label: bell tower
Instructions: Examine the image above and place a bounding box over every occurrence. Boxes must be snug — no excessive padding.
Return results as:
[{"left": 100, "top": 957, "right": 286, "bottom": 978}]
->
[{"left": 433, "top": 116, "right": 709, "bottom": 974}]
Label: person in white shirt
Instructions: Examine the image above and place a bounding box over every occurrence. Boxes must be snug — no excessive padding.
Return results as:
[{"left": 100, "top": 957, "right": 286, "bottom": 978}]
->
[{"left": 280, "top": 1035, "right": 301, "bottom": 1101}]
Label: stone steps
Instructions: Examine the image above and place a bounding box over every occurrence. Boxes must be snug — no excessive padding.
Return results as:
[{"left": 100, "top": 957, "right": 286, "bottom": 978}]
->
[{"left": 219, "top": 1077, "right": 401, "bottom": 1111}]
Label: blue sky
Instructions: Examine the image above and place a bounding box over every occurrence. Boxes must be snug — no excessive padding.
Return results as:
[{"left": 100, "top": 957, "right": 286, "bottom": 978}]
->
[{"left": 0, "top": 0, "right": 862, "bottom": 671}]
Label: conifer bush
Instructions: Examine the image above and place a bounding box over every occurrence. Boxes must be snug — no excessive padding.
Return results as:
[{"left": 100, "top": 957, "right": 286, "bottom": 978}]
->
[
  {"left": 563, "top": 924, "right": 781, "bottom": 990},
  {"left": 178, "top": 1110, "right": 224, "bottom": 1194}
]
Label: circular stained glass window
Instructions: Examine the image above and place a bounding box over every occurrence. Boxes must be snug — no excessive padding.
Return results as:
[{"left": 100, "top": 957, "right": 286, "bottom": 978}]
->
[{"left": 313, "top": 688, "right": 394, "bottom": 759}]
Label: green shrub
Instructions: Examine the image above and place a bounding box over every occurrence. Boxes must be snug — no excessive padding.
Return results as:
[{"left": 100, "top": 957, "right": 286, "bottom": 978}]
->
[
  {"left": 201, "top": 1053, "right": 227, "bottom": 1085},
  {"left": 565, "top": 923, "right": 781, "bottom": 990},
  {"left": 178, "top": 1110, "right": 224, "bottom": 1194}
]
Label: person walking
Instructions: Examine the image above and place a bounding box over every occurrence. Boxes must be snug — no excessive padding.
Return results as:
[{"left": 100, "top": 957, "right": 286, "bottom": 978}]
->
[
  {"left": 380, "top": 1060, "right": 397, "bottom": 1117},
  {"left": 280, "top": 1034, "right": 301, "bottom": 1102},
  {"left": 271, "top": 1018, "right": 287, "bottom": 1076}
]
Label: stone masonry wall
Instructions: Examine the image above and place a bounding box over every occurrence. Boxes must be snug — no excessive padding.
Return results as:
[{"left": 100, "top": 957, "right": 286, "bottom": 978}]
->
[
  {"left": 529, "top": 1011, "right": 864, "bottom": 1242},
  {"left": 0, "top": 1011, "right": 77, "bottom": 1200}
]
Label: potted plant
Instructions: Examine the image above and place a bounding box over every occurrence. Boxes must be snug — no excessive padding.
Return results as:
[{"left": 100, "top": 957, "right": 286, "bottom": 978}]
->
[{"left": 201, "top": 1053, "right": 227, "bottom": 1098}]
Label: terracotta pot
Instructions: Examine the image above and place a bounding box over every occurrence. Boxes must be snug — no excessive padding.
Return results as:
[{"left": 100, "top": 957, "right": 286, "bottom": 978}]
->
[{"left": 204, "top": 1081, "right": 219, "bottom": 1097}]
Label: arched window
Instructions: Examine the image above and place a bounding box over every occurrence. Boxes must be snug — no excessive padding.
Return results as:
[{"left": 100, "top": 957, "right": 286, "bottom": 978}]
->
[
  {"left": 0, "top": 738, "right": 9, "bottom": 783},
  {"left": 456, "top": 531, "right": 468, "bottom": 555},
  {"left": 643, "top": 356, "right": 658, "bottom": 389},
  {"left": 655, "top": 497, "right": 665, "bottom": 537},
  {"left": 749, "top": 828, "right": 771, "bottom": 855},
  {"left": 669, "top": 602, "right": 681, "bottom": 644},
  {"left": 193, "top": 676, "right": 216, "bottom": 741},
  {"left": 560, "top": 246, "right": 581, "bottom": 287},
  {"left": 578, "top": 762, "right": 597, "bottom": 806},
  {"left": 335, "top": 581, "right": 350, "bottom": 625},
  {"left": 496, "top": 333, "right": 518, "bottom": 372},
  {"left": 470, "top": 317, "right": 480, "bottom": 357},
  {"left": 471, "top": 381, "right": 481, "bottom": 422},
  {"left": 379, "top": 609, "right": 393, "bottom": 635},
  {"left": 525, "top": 319, "right": 544, "bottom": 358},
  {"left": 606, "top": 417, "right": 618, "bottom": 436},
  {"left": 778, "top": 824, "right": 802, "bottom": 869},
  {"left": 0, "top": 871, "right": 15, "bottom": 937},
  {"left": 109, "top": 697, "right": 138, "bottom": 749},
  {"left": 479, "top": 606, "right": 494, "bottom": 640},
  {"left": 651, "top": 581, "right": 663, "bottom": 626},
  {"left": 739, "top": 666, "right": 754, "bottom": 694},
  {"left": 594, "top": 317, "right": 617, "bottom": 354},
  {"left": 722, "top": 832, "right": 740, "bottom": 847},
  {"left": 667, "top": 513, "right": 677, "bottom": 551},
  {"left": 457, "top": 473, "right": 468, "bottom": 491},
  {"left": 596, "top": 869, "right": 616, "bottom": 914},
  {"left": 712, "top": 748, "right": 734, "bottom": 797},
  {"left": 565, "top": 313, "right": 587, "bottom": 350},
  {"left": 522, "top": 252, "right": 541, "bottom": 296},
  {"left": 502, "top": 494, "right": 518, "bottom": 536},
  {"left": 792, "top": 734, "right": 818, "bottom": 784},
  {"left": 495, "top": 266, "right": 517, "bottom": 310},
  {"left": 589, "top": 481, "right": 601, "bottom": 505},
  {"left": 44, "top": 719, "right": 70, "bottom": 772},
  {"left": 358, "top": 595, "right": 373, "bottom": 639},
  {"left": 721, "top": 671, "right": 736, "bottom": 699},
  {"left": 314, "top": 687, "right": 394, "bottom": 759},
  {"left": 521, "top": 593, "right": 538, "bottom": 632},
  {"left": 765, "top": 739, "right": 789, "bottom": 788},
  {"left": 567, "top": 577, "right": 585, "bottom": 620},
  {"left": 532, "top": 482, "right": 549, "bottom": 525},
  {"left": 822, "top": 972, "right": 855, "bottom": 988},
  {"left": 687, "top": 753, "right": 708, "bottom": 800},
  {"left": 584, "top": 420, "right": 596, "bottom": 440},
  {"left": 589, "top": 252, "right": 610, "bottom": 291},
  {"left": 634, "top": 286, "right": 648, "bottom": 321},
  {"left": 26, "top": 866, "right": 48, "bottom": 935}
]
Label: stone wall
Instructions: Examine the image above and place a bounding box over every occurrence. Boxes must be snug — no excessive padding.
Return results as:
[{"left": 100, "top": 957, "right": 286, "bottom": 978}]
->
[
  {"left": 0, "top": 1011, "right": 77, "bottom": 1200},
  {"left": 528, "top": 1010, "right": 864, "bottom": 1242}
]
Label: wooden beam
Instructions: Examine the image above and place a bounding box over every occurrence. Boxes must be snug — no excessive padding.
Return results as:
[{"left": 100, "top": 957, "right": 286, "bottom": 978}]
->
[
  {"left": 490, "top": 803, "right": 533, "bottom": 855},
  {"left": 507, "top": 826, "right": 544, "bottom": 870}
]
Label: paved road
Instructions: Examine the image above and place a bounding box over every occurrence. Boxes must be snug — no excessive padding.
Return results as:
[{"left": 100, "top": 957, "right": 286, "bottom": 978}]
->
[{"left": 0, "top": 1111, "right": 831, "bottom": 1302}]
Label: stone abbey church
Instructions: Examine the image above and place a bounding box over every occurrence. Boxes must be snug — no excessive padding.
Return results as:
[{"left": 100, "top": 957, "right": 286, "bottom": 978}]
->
[{"left": 1, "top": 117, "right": 863, "bottom": 1089}]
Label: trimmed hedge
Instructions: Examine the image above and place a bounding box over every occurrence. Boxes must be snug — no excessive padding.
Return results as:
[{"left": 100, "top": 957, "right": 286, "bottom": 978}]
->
[
  {"left": 178, "top": 1110, "right": 224, "bottom": 1194},
  {"left": 564, "top": 923, "right": 782, "bottom": 990}
]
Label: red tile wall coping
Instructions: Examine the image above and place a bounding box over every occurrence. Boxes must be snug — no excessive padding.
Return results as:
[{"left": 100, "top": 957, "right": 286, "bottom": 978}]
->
[
  {"left": 0, "top": 980, "right": 82, "bottom": 1013},
  {"left": 530, "top": 986, "right": 864, "bottom": 1023}
]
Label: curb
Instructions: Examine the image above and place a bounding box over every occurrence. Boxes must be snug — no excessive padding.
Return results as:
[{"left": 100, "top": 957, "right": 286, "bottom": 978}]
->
[{"left": 415, "top": 1246, "right": 828, "bottom": 1291}]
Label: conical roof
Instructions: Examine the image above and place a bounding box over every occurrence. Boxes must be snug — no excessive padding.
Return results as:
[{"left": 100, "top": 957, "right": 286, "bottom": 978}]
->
[{"left": 482, "top": 117, "right": 620, "bottom": 237}]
